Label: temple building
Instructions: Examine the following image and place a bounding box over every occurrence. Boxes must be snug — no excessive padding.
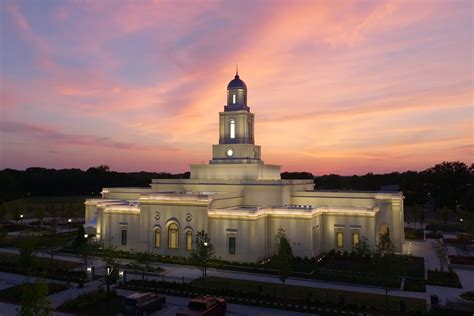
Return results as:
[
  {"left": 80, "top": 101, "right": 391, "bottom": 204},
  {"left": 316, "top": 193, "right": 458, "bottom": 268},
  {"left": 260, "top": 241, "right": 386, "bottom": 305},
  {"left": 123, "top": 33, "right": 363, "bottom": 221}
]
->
[{"left": 84, "top": 72, "right": 405, "bottom": 262}]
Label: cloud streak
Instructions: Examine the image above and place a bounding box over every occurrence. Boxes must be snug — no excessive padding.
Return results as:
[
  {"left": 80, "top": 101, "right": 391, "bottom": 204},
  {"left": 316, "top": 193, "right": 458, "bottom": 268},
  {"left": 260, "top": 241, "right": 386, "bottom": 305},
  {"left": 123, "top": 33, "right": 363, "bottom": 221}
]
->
[{"left": 1, "top": 0, "right": 472, "bottom": 174}]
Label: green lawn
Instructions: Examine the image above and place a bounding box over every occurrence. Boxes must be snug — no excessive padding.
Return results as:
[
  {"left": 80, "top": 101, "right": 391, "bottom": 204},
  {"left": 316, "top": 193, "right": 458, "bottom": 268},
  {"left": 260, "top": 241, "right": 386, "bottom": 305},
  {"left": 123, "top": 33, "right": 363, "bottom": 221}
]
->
[
  {"left": 426, "top": 270, "right": 462, "bottom": 288},
  {"left": 0, "top": 252, "right": 85, "bottom": 282},
  {"left": 0, "top": 282, "right": 68, "bottom": 304},
  {"left": 1, "top": 196, "right": 87, "bottom": 221},
  {"left": 188, "top": 276, "right": 426, "bottom": 313}
]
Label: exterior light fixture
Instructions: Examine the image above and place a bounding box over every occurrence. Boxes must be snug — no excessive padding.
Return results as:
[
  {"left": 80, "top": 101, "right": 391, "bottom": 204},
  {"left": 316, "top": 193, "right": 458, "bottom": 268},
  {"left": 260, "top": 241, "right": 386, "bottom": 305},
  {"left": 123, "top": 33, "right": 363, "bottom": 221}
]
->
[{"left": 84, "top": 234, "right": 88, "bottom": 239}]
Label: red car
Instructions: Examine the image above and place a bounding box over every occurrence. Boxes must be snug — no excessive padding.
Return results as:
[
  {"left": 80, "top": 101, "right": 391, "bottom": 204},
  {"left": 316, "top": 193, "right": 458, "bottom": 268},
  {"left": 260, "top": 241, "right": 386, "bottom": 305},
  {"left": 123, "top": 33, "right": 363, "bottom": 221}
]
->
[{"left": 176, "top": 296, "right": 226, "bottom": 316}]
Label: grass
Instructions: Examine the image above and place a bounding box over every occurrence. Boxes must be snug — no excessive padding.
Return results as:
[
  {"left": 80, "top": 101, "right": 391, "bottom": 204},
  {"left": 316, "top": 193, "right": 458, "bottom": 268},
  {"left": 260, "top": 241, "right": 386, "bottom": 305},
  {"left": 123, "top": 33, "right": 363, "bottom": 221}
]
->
[
  {"left": 187, "top": 276, "right": 426, "bottom": 312},
  {"left": 426, "top": 270, "right": 462, "bottom": 288},
  {"left": 58, "top": 288, "right": 123, "bottom": 316},
  {"left": 0, "top": 282, "right": 68, "bottom": 304},
  {"left": 0, "top": 231, "right": 75, "bottom": 249},
  {"left": 0, "top": 252, "right": 84, "bottom": 282},
  {"left": 403, "top": 278, "right": 426, "bottom": 292},
  {"left": 1, "top": 196, "right": 87, "bottom": 221}
]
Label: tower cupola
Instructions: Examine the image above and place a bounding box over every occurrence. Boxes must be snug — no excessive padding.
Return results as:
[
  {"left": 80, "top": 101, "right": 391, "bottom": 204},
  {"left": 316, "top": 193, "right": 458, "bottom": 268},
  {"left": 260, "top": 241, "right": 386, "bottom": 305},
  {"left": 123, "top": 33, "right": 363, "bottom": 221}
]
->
[{"left": 225, "top": 70, "right": 249, "bottom": 112}]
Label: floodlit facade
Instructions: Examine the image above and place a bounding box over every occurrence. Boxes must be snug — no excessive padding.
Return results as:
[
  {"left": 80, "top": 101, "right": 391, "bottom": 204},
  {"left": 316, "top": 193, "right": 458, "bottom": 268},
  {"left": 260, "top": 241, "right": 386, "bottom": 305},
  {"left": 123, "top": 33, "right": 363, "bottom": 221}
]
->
[{"left": 84, "top": 72, "right": 405, "bottom": 262}]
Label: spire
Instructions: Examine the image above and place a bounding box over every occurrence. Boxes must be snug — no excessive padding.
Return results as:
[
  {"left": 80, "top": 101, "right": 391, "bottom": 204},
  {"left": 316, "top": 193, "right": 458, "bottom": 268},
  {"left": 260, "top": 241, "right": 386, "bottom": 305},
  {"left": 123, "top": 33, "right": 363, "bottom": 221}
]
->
[{"left": 235, "top": 62, "right": 239, "bottom": 77}]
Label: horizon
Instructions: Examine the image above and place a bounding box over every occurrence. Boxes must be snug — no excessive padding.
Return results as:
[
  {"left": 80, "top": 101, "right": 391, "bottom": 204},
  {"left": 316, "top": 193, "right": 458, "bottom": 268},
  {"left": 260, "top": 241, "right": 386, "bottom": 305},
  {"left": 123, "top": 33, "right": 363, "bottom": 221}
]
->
[
  {"left": 2, "top": 159, "right": 471, "bottom": 177},
  {"left": 1, "top": 1, "right": 473, "bottom": 175}
]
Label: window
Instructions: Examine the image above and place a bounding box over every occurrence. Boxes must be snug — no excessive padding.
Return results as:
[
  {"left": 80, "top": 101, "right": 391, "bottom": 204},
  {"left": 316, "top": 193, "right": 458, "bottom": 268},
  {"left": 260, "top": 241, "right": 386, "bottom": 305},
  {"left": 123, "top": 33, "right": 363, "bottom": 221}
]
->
[
  {"left": 154, "top": 229, "right": 161, "bottom": 248},
  {"left": 121, "top": 229, "right": 127, "bottom": 245},
  {"left": 168, "top": 223, "right": 178, "bottom": 249},
  {"left": 228, "top": 236, "right": 236, "bottom": 254},
  {"left": 352, "top": 232, "right": 360, "bottom": 247},
  {"left": 336, "top": 231, "right": 344, "bottom": 248},
  {"left": 186, "top": 231, "right": 193, "bottom": 251},
  {"left": 229, "top": 119, "right": 235, "bottom": 139},
  {"left": 232, "top": 94, "right": 236, "bottom": 104}
]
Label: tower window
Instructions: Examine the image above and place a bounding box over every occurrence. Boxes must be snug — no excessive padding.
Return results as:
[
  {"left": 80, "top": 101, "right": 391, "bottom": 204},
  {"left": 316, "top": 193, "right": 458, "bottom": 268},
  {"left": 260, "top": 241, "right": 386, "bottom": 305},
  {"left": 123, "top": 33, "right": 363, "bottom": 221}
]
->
[
  {"left": 229, "top": 119, "right": 235, "bottom": 139},
  {"left": 232, "top": 94, "right": 236, "bottom": 104}
]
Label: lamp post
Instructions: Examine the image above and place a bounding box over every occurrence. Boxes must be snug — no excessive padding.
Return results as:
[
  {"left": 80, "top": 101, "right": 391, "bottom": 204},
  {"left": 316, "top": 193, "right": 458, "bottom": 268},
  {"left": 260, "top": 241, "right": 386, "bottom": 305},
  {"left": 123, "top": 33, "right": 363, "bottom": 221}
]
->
[
  {"left": 203, "top": 241, "right": 208, "bottom": 277},
  {"left": 19, "top": 214, "right": 24, "bottom": 236},
  {"left": 460, "top": 218, "right": 464, "bottom": 234},
  {"left": 68, "top": 218, "right": 72, "bottom": 241},
  {"left": 105, "top": 265, "right": 113, "bottom": 316}
]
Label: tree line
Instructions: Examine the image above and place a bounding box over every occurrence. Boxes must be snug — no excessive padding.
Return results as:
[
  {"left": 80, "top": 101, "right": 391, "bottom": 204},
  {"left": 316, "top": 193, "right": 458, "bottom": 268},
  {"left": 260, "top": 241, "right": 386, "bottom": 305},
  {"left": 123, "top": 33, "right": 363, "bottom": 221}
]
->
[{"left": 1, "top": 161, "right": 472, "bottom": 211}]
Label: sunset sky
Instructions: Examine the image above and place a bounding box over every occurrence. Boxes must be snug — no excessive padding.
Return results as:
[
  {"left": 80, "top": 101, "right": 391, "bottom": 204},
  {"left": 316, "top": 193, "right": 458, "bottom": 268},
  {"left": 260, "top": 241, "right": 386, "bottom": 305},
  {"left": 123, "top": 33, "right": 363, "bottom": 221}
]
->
[{"left": 1, "top": 0, "right": 472, "bottom": 175}]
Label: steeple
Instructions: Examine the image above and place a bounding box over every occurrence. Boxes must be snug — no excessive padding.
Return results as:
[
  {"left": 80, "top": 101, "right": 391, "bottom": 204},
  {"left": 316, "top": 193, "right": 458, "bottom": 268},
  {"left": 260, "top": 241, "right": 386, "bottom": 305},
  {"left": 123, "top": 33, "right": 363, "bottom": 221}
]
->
[{"left": 225, "top": 70, "right": 249, "bottom": 112}]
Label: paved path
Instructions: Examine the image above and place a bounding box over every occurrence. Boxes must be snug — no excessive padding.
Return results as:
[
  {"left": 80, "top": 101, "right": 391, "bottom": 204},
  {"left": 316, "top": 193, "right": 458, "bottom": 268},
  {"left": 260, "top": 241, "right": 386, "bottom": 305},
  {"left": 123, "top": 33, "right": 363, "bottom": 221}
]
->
[
  {"left": 116, "top": 288, "right": 314, "bottom": 316},
  {"left": 403, "top": 239, "right": 474, "bottom": 304}
]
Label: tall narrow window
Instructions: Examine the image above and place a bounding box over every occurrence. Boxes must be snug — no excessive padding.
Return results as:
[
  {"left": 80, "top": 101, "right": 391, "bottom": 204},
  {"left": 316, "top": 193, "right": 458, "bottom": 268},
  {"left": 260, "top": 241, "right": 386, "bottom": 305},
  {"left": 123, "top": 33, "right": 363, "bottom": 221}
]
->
[
  {"left": 155, "top": 228, "right": 161, "bottom": 248},
  {"left": 336, "top": 232, "right": 344, "bottom": 248},
  {"left": 352, "top": 232, "right": 360, "bottom": 247},
  {"left": 168, "top": 223, "right": 178, "bottom": 249},
  {"left": 186, "top": 231, "right": 193, "bottom": 251},
  {"left": 228, "top": 236, "right": 236, "bottom": 254},
  {"left": 121, "top": 229, "right": 127, "bottom": 245},
  {"left": 229, "top": 119, "right": 235, "bottom": 139},
  {"left": 232, "top": 94, "right": 236, "bottom": 104}
]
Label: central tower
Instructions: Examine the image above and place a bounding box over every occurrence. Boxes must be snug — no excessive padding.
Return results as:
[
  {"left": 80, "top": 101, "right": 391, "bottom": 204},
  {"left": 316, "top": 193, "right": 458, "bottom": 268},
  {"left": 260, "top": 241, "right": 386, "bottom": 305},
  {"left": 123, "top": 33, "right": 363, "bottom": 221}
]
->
[
  {"left": 189, "top": 71, "right": 280, "bottom": 180},
  {"left": 210, "top": 71, "right": 262, "bottom": 164}
]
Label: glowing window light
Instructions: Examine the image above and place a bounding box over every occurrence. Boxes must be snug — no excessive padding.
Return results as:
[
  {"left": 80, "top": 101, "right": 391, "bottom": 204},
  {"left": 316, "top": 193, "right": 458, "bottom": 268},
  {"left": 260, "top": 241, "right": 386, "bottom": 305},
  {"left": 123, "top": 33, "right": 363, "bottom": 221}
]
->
[{"left": 230, "top": 119, "right": 235, "bottom": 139}]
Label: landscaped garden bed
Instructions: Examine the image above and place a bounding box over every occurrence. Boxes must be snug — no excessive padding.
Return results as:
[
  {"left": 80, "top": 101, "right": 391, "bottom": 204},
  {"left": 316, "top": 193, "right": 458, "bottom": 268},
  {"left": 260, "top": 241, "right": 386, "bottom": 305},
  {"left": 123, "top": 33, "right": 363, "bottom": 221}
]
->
[
  {"left": 460, "top": 291, "right": 474, "bottom": 301},
  {"left": 404, "top": 228, "right": 424, "bottom": 240},
  {"left": 403, "top": 278, "right": 426, "bottom": 292},
  {"left": 448, "top": 255, "right": 474, "bottom": 265},
  {"left": 121, "top": 276, "right": 427, "bottom": 313},
  {"left": 58, "top": 287, "right": 123, "bottom": 316},
  {"left": 0, "top": 282, "right": 68, "bottom": 304},
  {"left": 426, "top": 269, "right": 462, "bottom": 288}
]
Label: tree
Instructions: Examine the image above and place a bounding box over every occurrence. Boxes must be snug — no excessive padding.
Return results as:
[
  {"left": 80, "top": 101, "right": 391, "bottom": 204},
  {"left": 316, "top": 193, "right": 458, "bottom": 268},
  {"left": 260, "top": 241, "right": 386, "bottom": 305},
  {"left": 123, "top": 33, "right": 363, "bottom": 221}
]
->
[
  {"left": 18, "top": 280, "right": 51, "bottom": 316},
  {"left": 353, "top": 236, "right": 371, "bottom": 257},
  {"left": 102, "top": 247, "right": 119, "bottom": 316},
  {"left": 438, "top": 207, "right": 450, "bottom": 223},
  {"left": 431, "top": 239, "right": 448, "bottom": 271},
  {"left": 72, "top": 225, "right": 86, "bottom": 250},
  {"left": 191, "top": 230, "right": 215, "bottom": 277},
  {"left": 19, "top": 240, "right": 36, "bottom": 277},
  {"left": 273, "top": 227, "right": 293, "bottom": 284},
  {"left": 376, "top": 234, "right": 395, "bottom": 255},
  {"left": 135, "top": 251, "right": 155, "bottom": 280}
]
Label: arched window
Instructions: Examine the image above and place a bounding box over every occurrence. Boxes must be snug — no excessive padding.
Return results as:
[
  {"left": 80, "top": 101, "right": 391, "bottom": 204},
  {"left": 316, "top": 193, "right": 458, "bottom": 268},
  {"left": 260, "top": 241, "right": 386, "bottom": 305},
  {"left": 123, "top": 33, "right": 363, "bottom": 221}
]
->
[
  {"left": 229, "top": 119, "right": 235, "bottom": 139},
  {"left": 232, "top": 94, "right": 236, "bottom": 104},
  {"left": 154, "top": 228, "right": 161, "bottom": 248},
  {"left": 168, "top": 223, "right": 178, "bottom": 249},
  {"left": 186, "top": 231, "right": 193, "bottom": 251}
]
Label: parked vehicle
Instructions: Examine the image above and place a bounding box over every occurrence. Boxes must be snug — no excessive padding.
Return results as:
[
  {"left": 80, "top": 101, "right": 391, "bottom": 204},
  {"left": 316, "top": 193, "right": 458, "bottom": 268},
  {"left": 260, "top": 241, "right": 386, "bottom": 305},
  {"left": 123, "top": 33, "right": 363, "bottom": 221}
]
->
[
  {"left": 176, "top": 296, "right": 226, "bottom": 316},
  {"left": 122, "top": 292, "right": 166, "bottom": 315}
]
